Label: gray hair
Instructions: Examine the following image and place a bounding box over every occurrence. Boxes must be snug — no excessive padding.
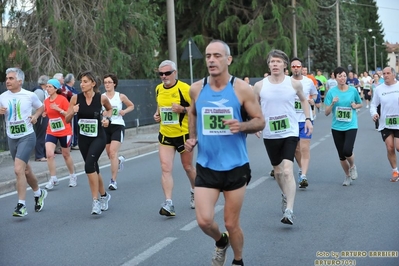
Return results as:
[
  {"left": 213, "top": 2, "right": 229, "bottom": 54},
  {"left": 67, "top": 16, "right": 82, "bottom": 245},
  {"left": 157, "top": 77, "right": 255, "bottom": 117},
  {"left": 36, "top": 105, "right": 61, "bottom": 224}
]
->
[
  {"left": 38, "top": 75, "right": 49, "bottom": 85},
  {"left": 267, "top": 49, "right": 289, "bottom": 66},
  {"left": 159, "top": 60, "right": 177, "bottom": 71},
  {"left": 390, "top": 67, "right": 396, "bottom": 76},
  {"left": 209, "top": 39, "right": 231, "bottom": 56},
  {"left": 6, "top": 68, "right": 25, "bottom": 83},
  {"left": 64, "top": 73, "right": 75, "bottom": 84},
  {"left": 53, "top": 73, "right": 64, "bottom": 80}
]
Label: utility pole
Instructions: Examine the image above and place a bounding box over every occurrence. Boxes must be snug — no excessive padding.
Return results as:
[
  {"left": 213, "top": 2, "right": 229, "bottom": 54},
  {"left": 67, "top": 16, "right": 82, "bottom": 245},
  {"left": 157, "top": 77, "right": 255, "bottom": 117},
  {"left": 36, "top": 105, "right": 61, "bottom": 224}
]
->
[
  {"left": 336, "top": 0, "right": 341, "bottom": 66},
  {"left": 372, "top": 36, "right": 377, "bottom": 71},
  {"left": 364, "top": 38, "right": 368, "bottom": 72},
  {"left": 166, "top": 0, "right": 177, "bottom": 67},
  {"left": 292, "top": 0, "right": 297, "bottom": 57},
  {"left": 355, "top": 33, "right": 358, "bottom": 74}
]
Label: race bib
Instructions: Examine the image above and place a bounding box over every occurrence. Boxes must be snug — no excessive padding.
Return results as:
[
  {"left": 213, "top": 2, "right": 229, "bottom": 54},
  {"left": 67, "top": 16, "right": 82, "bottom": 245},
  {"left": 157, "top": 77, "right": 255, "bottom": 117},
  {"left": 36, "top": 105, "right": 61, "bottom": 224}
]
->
[
  {"left": 160, "top": 107, "right": 179, "bottom": 125},
  {"left": 201, "top": 107, "right": 233, "bottom": 135},
  {"left": 49, "top": 117, "right": 65, "bottom": 132},
  {"left": 9, "top": 120, "right": 27, "bottom": 138},
  {"left": 335, "top": 107, "right": 352, "bottom": 122},
  {"left": 111, "top": 106, "right": 119, "bottom": 117},
  {"left": 78, "top": 119, "right": 98, "bottom": 137},
  {"left": 295, "top": 99, "right": 303, "bottom": 113},
  {"left": 385, "top": 114, "right": 399, "bottom": 129},
  {"left": 269, "top": 115, "right": 290, "bottom": 134}
]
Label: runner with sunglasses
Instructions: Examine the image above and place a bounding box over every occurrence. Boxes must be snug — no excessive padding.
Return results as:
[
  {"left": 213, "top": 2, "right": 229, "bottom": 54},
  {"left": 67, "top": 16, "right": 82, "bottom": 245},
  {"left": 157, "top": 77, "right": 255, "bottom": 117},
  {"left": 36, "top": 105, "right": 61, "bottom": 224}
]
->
[{"left": 153, "top": 60, "right": 196, "bottom": 217}]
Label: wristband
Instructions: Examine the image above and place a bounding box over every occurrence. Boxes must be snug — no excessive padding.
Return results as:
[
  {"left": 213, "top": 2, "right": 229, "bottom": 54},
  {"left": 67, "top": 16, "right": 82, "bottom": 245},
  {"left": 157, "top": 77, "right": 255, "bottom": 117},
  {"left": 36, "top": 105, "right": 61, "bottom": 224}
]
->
[{"left": 305, "top": 118, "right": 311, "bottom": 122}]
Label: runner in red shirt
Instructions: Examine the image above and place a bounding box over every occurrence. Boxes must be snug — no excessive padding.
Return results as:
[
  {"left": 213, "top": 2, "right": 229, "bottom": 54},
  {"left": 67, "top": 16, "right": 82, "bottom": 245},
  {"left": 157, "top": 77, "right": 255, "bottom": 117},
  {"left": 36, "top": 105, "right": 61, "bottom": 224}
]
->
[{"left": 43, "top": 79, "right": 78, "bottom": 189}]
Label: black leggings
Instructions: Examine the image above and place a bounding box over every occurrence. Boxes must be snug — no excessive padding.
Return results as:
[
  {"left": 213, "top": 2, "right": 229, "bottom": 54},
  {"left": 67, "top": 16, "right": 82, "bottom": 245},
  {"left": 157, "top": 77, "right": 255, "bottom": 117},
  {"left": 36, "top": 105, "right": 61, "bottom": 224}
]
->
[
  {"left": 79, "top": 133, "right": 106, "bottom": 174},
  {"left": 331, "top": 129, "right": 357, "bottom": 161}
]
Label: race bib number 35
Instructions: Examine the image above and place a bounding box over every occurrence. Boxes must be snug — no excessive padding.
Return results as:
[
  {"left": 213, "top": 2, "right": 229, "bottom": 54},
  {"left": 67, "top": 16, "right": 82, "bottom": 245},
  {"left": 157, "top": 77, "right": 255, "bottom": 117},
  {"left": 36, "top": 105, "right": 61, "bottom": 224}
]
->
[{"left": 201, "top": 107, "right": 233, "bottom": 135}]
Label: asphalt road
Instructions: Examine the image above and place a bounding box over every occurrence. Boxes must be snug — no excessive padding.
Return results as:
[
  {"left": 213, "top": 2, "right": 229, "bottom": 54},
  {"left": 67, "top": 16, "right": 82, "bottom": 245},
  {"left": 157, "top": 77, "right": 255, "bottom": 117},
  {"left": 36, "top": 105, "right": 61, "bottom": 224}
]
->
[{"left": 1, "top": 107, "right": 398, "bottom": 266}]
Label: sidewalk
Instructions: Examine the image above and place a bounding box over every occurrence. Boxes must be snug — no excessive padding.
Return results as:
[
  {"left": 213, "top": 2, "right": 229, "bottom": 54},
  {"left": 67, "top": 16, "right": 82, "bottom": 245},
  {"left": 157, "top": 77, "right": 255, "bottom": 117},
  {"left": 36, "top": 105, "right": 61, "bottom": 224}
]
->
[{"left": 0, "top": 124, "right": 160, "bottom": 195}]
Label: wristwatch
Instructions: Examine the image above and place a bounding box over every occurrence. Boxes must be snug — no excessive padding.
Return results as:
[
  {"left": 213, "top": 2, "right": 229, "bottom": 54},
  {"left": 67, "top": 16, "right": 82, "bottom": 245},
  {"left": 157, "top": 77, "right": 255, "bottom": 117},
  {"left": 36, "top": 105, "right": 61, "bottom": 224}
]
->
[
  {"left": 183, "top": 107, "right": 187, "bottom": 114},
  {"left": 305, "top": 118, "right": 311, "bottom": 121}
]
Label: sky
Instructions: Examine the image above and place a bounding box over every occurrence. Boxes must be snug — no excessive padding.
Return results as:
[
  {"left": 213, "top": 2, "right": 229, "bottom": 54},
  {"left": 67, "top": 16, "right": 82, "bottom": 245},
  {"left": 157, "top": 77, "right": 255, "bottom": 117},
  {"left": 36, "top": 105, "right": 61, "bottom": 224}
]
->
[{"left": 376, "top": 0, "right": 399, "bottom": 43}]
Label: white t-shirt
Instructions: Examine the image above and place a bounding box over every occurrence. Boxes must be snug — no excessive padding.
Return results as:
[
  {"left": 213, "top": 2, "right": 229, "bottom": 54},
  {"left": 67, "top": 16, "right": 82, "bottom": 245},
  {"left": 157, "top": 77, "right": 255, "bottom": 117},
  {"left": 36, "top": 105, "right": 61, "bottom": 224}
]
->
[
  {"left": 0, "top": 89, "right": 42, "bottom": 139},
  {"left": 362, "top": 76, "right": 372, "bottom": 90},
  {"left": 294, "top": 76, "right": 318, "bottom": 122},
  {"left": 370, "top": 82, "right": 399, "bottom": 131}
]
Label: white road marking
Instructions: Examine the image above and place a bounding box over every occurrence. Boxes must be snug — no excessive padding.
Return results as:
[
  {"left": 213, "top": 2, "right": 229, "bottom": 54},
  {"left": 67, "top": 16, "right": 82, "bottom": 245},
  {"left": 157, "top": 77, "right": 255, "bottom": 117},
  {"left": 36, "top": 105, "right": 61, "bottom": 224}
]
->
[
  {"left": 0, "top": 150, "right": 159, "bottom": 199},
  {"left": 121, "top": 237, "right": 177, "bottom": 266},
  {"left": 247, "top": 176, "right": 267, "bottom": 189}
]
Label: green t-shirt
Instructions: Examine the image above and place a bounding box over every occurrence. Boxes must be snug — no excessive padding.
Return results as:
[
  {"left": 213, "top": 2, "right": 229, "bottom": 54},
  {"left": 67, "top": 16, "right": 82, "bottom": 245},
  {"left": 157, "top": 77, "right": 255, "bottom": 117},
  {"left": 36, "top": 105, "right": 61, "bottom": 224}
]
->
[{"left": 316, "top": 75, "right": 327, "bottom": 91}]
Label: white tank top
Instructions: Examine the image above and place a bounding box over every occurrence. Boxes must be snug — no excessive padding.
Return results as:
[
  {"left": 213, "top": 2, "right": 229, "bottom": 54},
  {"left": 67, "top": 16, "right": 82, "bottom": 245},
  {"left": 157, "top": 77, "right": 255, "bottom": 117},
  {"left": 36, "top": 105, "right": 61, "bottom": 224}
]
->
[
  {"left": 260, "top": 76, "right": 299, "bottom": 139},
  {"left": 103, "top": 91, "right": 125, "bottom": 126}
]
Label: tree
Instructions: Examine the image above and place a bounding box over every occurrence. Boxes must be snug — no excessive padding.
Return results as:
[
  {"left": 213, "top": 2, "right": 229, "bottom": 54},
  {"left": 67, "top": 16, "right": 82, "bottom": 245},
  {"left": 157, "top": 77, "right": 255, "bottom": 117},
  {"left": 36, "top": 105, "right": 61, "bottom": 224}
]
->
[
  {"left": 3, "top": 0, "right": 163, "bottom": 80},
  {"left": 155, "top": 0, "right": 318, "bottom": 79}
]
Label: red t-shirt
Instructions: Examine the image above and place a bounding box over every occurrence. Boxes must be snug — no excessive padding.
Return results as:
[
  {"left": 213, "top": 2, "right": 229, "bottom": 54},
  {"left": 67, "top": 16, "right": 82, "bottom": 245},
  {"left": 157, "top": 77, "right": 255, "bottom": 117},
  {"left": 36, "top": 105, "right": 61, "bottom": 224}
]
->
[{"left": 44, "top": 95, "right": 72, "bottom": 136}]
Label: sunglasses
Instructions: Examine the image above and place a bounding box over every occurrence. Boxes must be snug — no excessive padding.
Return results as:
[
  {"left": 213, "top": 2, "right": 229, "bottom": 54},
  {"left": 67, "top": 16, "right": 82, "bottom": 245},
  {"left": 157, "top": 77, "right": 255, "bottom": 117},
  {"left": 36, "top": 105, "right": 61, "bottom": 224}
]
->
[
  {"left": 158, "top": 70, "right": 175, "bottom": 76},
  {"left": 291, "top": 65, "right": 302, "bottom": 69}
]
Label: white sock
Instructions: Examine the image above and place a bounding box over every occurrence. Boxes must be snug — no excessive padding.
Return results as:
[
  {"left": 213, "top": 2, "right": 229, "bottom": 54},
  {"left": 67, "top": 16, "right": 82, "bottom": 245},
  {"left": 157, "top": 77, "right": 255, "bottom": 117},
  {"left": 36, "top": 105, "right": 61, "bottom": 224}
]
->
[
  {"left": 18, "top": 200, "right": 26, "bottom": 205},
  {"left": 33, "top": 189, "right": 41, "bottom": 197},
  {"left": 393, "top": 168, "right": 398, "bottom": 173}
]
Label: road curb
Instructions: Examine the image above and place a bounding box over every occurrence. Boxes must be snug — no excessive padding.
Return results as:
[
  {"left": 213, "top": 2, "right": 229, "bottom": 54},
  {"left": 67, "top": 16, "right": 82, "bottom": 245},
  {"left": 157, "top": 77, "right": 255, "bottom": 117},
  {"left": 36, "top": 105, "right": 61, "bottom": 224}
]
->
[{"left": 0, "top": 124, "right": 159, "bottom": 195}]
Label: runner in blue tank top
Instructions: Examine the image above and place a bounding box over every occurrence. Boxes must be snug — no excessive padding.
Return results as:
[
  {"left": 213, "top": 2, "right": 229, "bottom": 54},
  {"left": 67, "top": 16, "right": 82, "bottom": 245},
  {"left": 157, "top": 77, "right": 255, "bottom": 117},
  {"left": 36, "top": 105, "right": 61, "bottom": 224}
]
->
[{"left": 185, "top": 40, "right": 265, "bottom": 266}]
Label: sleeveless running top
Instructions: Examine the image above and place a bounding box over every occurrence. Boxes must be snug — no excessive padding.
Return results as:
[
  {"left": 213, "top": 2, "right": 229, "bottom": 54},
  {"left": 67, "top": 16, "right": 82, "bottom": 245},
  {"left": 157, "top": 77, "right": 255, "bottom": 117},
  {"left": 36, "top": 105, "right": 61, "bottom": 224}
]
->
[
  {"left": 260, "top": 76, "right": 299, "bottom": 139},
  {"left": 103, "top": 91, "right": 125, "bottom": 126},
  {"left": 196, "top": 76, "right": 249, "bottom": 171},
  {"left": 76, "top": 92, "right": 104, "bottom": 138}
]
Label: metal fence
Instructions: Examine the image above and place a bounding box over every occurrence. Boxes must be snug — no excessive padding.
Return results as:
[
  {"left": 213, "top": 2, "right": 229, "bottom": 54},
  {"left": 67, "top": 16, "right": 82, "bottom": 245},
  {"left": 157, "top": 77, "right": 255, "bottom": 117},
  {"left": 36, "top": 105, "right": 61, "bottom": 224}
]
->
[{"left": 0, "top": 79, "right": 165, "bottom": 151}]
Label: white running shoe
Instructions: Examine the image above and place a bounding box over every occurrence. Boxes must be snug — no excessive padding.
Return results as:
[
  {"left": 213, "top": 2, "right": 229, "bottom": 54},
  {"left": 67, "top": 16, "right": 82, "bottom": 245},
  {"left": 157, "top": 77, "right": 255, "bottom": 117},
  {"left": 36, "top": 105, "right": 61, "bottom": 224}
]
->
[
  {"left": 343, "top": 176, "right": 352, "bottom": 186},
  {"left": 349, "top": 165, "right": 358, "bottom": 180},
  {"left": 100, "top": 193, "right": 111, "bottom": 211},
  {"left": 118, "top": 155, "right": 125, "bottom": 172},
  {"left": 69, "top": 175, "right": 77, "bottom": 187},
  {"left": 108, "top": 180, "right": 118, "bottom": 190},
  {"left": 45, "top": 177, "right": 59, "bottom": 190},
  {"left": 91, "top": 200, "right": 102, "bottom": 215}
]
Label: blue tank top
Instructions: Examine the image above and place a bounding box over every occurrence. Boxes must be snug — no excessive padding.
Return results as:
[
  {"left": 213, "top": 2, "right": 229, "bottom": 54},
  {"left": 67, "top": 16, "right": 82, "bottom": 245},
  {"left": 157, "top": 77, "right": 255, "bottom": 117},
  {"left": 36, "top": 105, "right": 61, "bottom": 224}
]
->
[{"left": 196, "top": 77, "right": 248, "bottom": 171}]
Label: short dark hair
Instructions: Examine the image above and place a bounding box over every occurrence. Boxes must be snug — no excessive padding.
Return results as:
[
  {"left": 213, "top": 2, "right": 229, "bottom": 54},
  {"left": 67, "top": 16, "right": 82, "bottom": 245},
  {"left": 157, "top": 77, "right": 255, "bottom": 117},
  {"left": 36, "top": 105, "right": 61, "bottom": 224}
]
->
[
  {"left": 103, "top": 73, "right": 118, "bottom": 89},
  {"left": 290, "top": 57, "right": 302, "bottom": 64},
  {"left": 333, "top": 67, "right": 348, "bottom": 78}
]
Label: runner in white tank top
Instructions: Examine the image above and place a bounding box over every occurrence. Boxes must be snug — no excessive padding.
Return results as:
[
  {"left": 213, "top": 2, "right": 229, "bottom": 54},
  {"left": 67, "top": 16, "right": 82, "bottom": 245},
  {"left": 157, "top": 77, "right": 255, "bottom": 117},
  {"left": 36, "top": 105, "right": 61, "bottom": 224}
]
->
[
  {"left": 254, "top": 50, "right": 313, "bottom": 226},
  {"left": 103, "top": 74, "right": 135, "bottom": 190}
]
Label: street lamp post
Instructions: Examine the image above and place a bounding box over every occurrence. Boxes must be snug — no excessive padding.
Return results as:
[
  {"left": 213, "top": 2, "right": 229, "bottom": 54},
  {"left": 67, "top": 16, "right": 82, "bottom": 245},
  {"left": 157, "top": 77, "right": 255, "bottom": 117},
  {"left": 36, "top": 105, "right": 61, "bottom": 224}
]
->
[{"left": 372, "top": 36, "right": 377, "bottom": 71}]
